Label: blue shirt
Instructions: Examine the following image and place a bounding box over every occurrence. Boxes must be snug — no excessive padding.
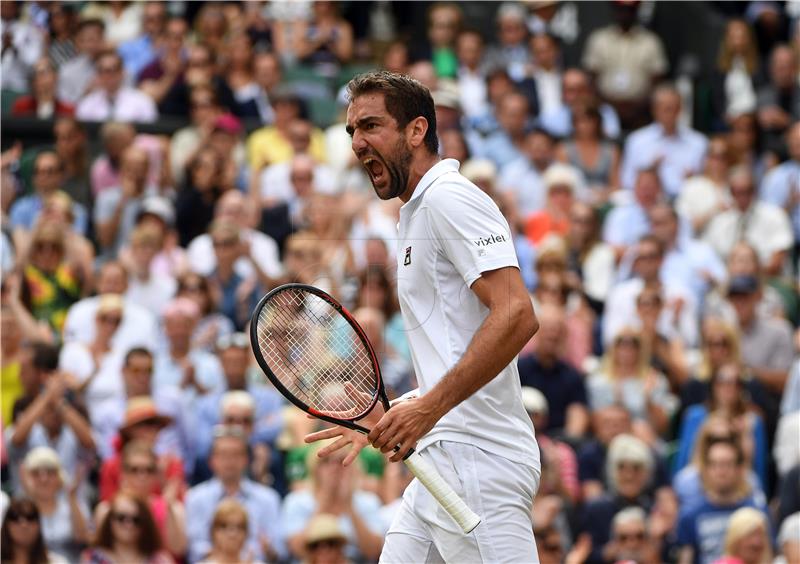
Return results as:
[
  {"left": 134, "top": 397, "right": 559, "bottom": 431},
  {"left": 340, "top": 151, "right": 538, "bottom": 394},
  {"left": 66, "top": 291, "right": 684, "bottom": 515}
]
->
[
  {"left": 479, "top": 130, "right": 524, "bottom": 170},
  {"left": 9, "top": 194, "right": 88, "bottom": 235},
  {"left": 676, "top": 494, "right": 769, "bottom": 564},
  {"left": 602, "top": 202, "right": 650, "bottom": 247},
  {"left": 153, "top": 349, "right": 225, "bottom": 405},
  {"left": 118, "top": 35, "right": 156, "bottom": 79},
  {"left": 517, "top": 354, "right": 587, "bottom": 432},
  {"left": 498, "top": 158, "right": 547, "bottom": 217},
  {"left": 760, "top": 159, "right": 800, "bottom": 239},
  {"left": 621, "top": 123, "right": 708, "bottom": 197},
  {"left": 194, "top": 384, "right": 285, "bottom": 462},
  {"left": 185, "top": 478, "right": 284, "bottom": 563},
  {"left": 539, "top": 103, "right": 621, "bottom": 140}
]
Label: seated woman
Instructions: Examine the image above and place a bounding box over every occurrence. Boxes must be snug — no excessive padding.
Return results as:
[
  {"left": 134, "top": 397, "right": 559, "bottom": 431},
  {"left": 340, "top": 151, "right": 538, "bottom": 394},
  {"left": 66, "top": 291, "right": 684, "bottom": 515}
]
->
[
  {"left": 0, "top": 497, "right": 69, "bottom": 563},
  {"left": 81, "top": 493, "right": 174, "bottom": 564},
  {"left": 635, "top": 286, "right": 689, "bottom": 390},
  {"left": 198, "top": 499, "right": 263, "bottom": 564},
  {"left": 524, "top": 164, "right": 579, "bottom": 247},
  {"left": 674, "top": 362, "right": 768, "bottom": 489},
  {"left": 11, "top": 58, "right": 74, "bottom": 119},
  {"left": 175, "top": 272, "right": 234, "bottom": 353},
  {"left": 94, "top": 441, "right": 186, "bottom": 558},
  {"left": 587, "top": 327, "right": 678, "bottom": 445}
]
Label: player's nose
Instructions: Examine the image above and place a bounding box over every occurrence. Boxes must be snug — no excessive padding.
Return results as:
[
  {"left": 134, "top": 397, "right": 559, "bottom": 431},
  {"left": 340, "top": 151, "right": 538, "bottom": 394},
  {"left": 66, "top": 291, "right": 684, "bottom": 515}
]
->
[{"left": 351, "top": 130, "right": 367, "bottom": 155}]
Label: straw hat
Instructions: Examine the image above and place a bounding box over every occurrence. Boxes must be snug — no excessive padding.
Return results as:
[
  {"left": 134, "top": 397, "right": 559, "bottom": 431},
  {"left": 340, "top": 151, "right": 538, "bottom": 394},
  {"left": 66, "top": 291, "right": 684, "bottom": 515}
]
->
[
  {"left": 119, "top": 396, "right": 172, "bottom": 436},
  {"left": 305, "top": 513, "right": 347, "bottom": 547}
]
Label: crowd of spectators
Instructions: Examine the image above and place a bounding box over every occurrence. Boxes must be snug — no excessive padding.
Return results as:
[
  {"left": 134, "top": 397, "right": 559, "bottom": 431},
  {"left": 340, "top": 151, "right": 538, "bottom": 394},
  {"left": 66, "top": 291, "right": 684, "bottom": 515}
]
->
[{"left": 1, "top": 1, "right": 799, "bottom": 563}]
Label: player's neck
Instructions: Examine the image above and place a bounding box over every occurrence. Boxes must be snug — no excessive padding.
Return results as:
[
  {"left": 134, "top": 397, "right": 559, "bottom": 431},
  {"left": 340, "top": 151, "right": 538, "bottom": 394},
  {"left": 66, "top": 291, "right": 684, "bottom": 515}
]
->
[{"left": 399, "top": 153, "right": 442, "bottom": 203}]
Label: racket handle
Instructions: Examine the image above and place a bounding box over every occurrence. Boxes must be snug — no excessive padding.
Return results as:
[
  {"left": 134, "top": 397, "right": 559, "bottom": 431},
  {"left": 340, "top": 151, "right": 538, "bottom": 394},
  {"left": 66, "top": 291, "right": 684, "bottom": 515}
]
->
[{"left": 403, "top": 450, "right": 482, "bottom": 534}]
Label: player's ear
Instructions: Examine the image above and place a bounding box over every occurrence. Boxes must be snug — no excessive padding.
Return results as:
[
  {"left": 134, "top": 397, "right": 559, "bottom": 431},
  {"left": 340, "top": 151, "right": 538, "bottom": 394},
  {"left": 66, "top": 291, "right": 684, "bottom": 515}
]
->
[{"left": 406, "top": 116, "right": 429, "bottom": 149}]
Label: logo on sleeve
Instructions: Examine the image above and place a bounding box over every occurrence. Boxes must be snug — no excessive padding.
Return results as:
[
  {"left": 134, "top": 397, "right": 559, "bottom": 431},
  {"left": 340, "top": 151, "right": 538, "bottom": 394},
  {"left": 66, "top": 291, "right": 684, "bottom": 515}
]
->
[
  {"left": 473, "top": 233, "right": 507, "bottom": 247},
  {"left": 404, "top": 246, "right": 412, "bottom": 266}
]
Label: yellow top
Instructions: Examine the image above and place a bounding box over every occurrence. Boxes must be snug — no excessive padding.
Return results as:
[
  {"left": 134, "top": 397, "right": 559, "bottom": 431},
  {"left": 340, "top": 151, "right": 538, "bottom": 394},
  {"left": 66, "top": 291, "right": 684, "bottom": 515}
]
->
[
  {"left": 1, "top": 362, "right": 23, "bottom": 426},
  {"left": 246, "top": 126, "right": 328, "bottom": 171}
]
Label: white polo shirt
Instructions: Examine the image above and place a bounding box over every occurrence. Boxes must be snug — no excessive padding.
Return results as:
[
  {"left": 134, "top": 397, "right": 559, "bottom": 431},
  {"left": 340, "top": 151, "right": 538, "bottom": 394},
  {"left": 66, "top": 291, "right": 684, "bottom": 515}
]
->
[{"left": 396, "top": 159, "right": 539, "bottom": 469}]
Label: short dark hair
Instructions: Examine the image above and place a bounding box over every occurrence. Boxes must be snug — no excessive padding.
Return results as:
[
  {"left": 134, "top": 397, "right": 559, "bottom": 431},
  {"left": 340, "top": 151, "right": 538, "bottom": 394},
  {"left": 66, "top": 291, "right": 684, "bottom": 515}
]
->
[
  {"left": 346, "top": 71, "right": 439, "bottom": 155},
  {"left": 77, "top": 18, "right": 105, "bottom": 34},
  {"left": 637, "top": 234, "right": 665, "bottom": 257},
  {"left": 31, "top": 342, "right": 60, "bottom": 373},
  {"left": 704, "top": 436, "right": 745, "bottom": 465},
  {"left": 124, "top": 347, "right": 152, "bottom": 367}
]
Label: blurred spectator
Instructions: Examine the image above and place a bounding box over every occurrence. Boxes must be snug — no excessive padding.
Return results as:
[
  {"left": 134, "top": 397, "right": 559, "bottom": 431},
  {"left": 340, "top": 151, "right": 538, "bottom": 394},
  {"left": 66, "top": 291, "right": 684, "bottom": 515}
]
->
[
  {"left": 712, "top": 19, "right": 759, "bottom": 126},
  {"left": 620, "top": 84, "right": 708, "bottom": 198},
  {"left": 676, "top": 136, "right": 733, "bottom": 236},
  {"left": 565, "top": 201, "right": 616, "bottom": 312},
  {"left": 578, "top": 434, "right": 656, "bottom": 563},
  {"left": 756, "top": 44, "right": 800, "bottom": 151},
  {"left": 9, "top": 150, "right": 88, "bottom": 235},
  {"left": 524, "top": 163, "right": 580, "bottom": 245},
  {"left": 602, "top": 168, "right": 663, "bottom": 258},
  {"left": 62, "top": 261, "right": 159, "bottom": 352},
  {"left": 98, "top": 396, "right": 185, "bottom": 503},
  {"left": 675, "top": 363, "right": 768, "bottom": 491},
  {"left": 197, "top": 499, "right": 258, "bottom": 564},
  {"left": 169, "top": 85, "right": 221, "bottom": 186},
  {"left": 187, "top": 190, "right": 283, "bottom": 285},
  {"left": 186, "top": 425, "right": 282, "bottom": 563},
  {"left": 527, "top": 33, "right": 562, "bottom": 118},
  {"left": 44, "top": 3, "right": 76, "bottom": 66},
  {"left": 90, "top": 121, "right": 136, "bottom": 197},
  {"left": 220, "top": 34, "right": 257, "bottom": 112},
  {"left": 455, "top": 29, "right": 488, "bottom": 121},
  {"left": 18, "top": 223, "right": 85, "bottom": 336},
  {"left": 123, "top": 224, "right": 177, "bottom": 314},
  {"left": 517, "top": 303, "right": 589, "bottom": 438},
  {"left": 153, "top": 297, "right": 225, "bottom": 401},
  {"left": 75, "top": 50, "right": 157, "bottom": 123},
  {"left": 484, "top": 2, "right": 529, "bottom": 81},
  {"left": 82, "top": 1, "right": 142, "bottom": 48},
  {"left": 353, "top": 307, "right": 413, "bottom": 396},
  {"left": 604, "top": 235, "right": 698, "bottom": 348},
  {"left": 122, "top": 196, "right": 186, "bottom": 280},
  {"left": 0, "top": 308, "right": 27, "bottom": 425},
  {"left": 498, "top": 127, "right": 556, "bottom": 216},
  {"left": 0, "top": 0, "right": 44, "bottom": 92},
  {"left": 6, "top": 369, "right": 94, "bottom": 494},
  {"left": 717, "top": 507, "right": 773, "bottom": 564},
  {"left": 760, "top": 121, "right": 800, "bottom": 244},
  {"left": 480, "top": 91, "right": 530, "bottom": 168},
  {"left": 636, "top": 286, "right": 690, "bottom": 389},
  {"left": 11, "top": 57, "right": 74, "bottom": 118},
  {"left": 80, "top": 492, "right": 173, "bottom": 564},
  {"left": 247, "top": 92, "right": 327, "bottom": 171},
  {"left": 295, "top": 1, "right": 354, "bottom": 74},
  {"left": 117, "top": 1, "right": 166, "bottom": 79},
  {"left": 540, "top": 68, "right": 622, "bottom": 141},
  {"left": 726, "top": 274, "right": 794, "bottom": 398},
  {"left": 52, "top": 118, "right": 91, "bottom": 209},
  {"left": 94, "top": 440, "right": 186, "bottom": 558},
  {"left": 776, "top": 512, "right": 800, "bottom": 564},
  {"left": 587, "top": 327, "right": 676, "bottom": 441},
  {"left": 175, "top": 146, "right": 227, "bottom": 248},
  {"left": 603, "top": 507, "right": 662, "bottom": 564},
  {"left": 57, "top": 18, "right": 105, "bottom": 105},
  {"left": 94, "top": 146, "right": 154, "bottom": 261},
  {"left": 577, "top": 404, "right": 632, "bottom": 500},
  {"left": 676, "top": 437, "right": 769, "bottom": 564},
  {"left": 257, "top": 151, "right": 337, "bottom": 213},
  {"left": 555, "top": 103, "right": 620, "bottom": 202},
  {"left": 0, "top": 497, "right": 68, "bottom": 563},
  {"left": 282, "top": 443, "right": 384, "bottom": 562},
  {"left": 20, "top": 447, "right": 89, "bottom": 561},
  {"left": 138, "top": 16, "right": 190, "bottom": 108},
  {"left": 704, "top": 167, "right": 793, "bottom": 275},
  {"left": 582, "top": 0, "right": 668, "bottom": 130},
  {"left": 412, "top": 2, "right": 461, "bottom": 79},
  {"left": 300, "top": 513, "right": 350, "bottom": 564},
  {"left": 238, "top": 51, "right": 282, "bottom": 123}
]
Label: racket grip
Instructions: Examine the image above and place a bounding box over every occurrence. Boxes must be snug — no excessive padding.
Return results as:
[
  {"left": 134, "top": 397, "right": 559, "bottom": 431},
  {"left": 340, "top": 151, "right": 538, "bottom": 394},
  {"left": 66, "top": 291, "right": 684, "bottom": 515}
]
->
[{"left": 403, "top": 450, "right": 482, "bottom": 534}]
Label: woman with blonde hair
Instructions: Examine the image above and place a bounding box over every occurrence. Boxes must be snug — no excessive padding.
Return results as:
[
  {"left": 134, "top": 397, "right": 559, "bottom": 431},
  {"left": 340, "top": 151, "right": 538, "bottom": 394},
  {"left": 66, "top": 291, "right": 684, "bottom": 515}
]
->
[
  {"left": 587, "top": 327, "right": 677, "bottom": 442},
  {"left": 199, "top": 499, "right": 262, "bottom": 564},
  {"left": 717, "top": 507, "right": 772, "bottom": 564},
  {"left": 712, "top": 19, "right": 760, "bottom": 126}
]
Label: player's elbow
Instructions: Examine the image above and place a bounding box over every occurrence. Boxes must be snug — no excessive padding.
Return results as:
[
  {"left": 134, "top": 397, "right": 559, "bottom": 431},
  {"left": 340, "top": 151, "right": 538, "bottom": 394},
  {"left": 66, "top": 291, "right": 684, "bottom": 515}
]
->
[{"left": 513, "top": 295, "right": 538, "bottom": 343}]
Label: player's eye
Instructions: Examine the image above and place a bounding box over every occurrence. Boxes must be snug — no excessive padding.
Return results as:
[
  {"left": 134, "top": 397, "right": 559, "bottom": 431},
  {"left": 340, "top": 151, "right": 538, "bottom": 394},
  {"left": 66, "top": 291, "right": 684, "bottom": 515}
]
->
[{"left": 366, "top": 123, "right": 377, "bottom": 130}]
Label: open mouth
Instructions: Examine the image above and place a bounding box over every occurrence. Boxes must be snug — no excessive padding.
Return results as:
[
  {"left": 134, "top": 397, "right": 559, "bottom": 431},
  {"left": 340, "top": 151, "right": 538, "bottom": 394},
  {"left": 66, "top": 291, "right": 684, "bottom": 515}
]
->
[{"left": 362, "top": 157, "right": 385, "bottom": 184}]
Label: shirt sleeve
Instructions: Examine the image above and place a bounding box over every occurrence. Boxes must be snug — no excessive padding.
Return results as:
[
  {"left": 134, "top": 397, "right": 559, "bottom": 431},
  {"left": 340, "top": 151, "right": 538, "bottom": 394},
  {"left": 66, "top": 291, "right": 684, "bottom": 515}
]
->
[{"left": 425, "top": 181, "right": 519, "bottom": 288}]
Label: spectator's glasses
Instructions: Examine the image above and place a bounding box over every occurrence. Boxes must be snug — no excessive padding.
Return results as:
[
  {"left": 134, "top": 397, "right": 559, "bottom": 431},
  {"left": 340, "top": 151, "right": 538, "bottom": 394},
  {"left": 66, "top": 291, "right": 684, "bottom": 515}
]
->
[
  {"left": 123, "top": 464, "right": 157, "bottom": 476},
  {"left": 617, "top": 531, "right": 646, "bottom": 542},
  {"left": 5, "top": 511, "right": 38, "bottom": 524},
  {"left": 616, "top": 461, "right": 645, "bottom": 472},
  {"left": 215, "top": 521, "right": 247, "bottom": 533},
  {"left": 614, "top": 336, "right": 640, "bottom": 348},
  {"left": 30, "top": 467, "right": 58, "bottom": 479},
  {"left": 32, "top": 241, "right": 63, "bottom": 253},
  {"left": 223, "top": 414, "right": 254, "bottom": 426},
  {"left": 34, "top": 166, "right": 59, "bottom": 176},
  {"left": 98, "top": 315, "right": 122, "bottom": 327},
  {"left": 212, "top": 238, "right": 238, "bottom": 248},
  {"left": 308, "top": 539, "right": 345, "bottom": 550},
  {"left": 217, "top": 333, "right": 249, "bottom": 350},
  {"left": 97, "top": 64, "right": 121, "bottom": 74},
  {"left": 111, "top": 512, "right": 141, "bottom": 526}
]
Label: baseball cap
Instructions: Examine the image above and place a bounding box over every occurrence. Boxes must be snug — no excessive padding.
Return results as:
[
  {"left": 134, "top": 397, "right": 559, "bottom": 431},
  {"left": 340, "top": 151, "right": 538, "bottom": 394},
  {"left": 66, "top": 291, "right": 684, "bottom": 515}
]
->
[
  {"left": 213, "top": 113, "right": 243, "bottom": 135},
  {"left": 138, "top": 196, "right": 175, "bottom": 227}
]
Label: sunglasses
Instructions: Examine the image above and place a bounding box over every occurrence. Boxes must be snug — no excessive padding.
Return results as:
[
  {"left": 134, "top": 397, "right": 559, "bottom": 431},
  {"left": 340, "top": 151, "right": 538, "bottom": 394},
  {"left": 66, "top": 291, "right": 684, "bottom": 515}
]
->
[
  {"left": 212, "top": 238, "right": 238, "bottom": 248},
  {"left": 98, "top": 315, "right": 122, "bottom": 326},
  {"left": 112, "top": 512, "right": 141, "bottom": 526},
  {"left": 223, "top": 415, "right": 254, "bottom": 426},
  {"left": 30, "top": 467, "right": 58, "bottom": 477},
  {"left": 215, "top": 521, "right": 247, "bottom": 533},
  {"left": 618, "top": 531, "right": 646, "bottom": 542},
  {"left": 123, "top": 464, "right": 157, "bottom": 476},
  {"left": 33, "top": 241, "right": 63, "bottom": 253},
  {"left": 308, "top": 539, "right": 345, "bottom": 550},
  {"left": 707, "top": 339, "right": 730, "bottom": 348},
  {"left": 615, "top": 336, "right": 640, "bottom": 347},
  {"left": 6, "top": 512, "right": 38, "bottom": 524},
  {"left": 617, "top": 461, "right": 644, "bottom": 472}
]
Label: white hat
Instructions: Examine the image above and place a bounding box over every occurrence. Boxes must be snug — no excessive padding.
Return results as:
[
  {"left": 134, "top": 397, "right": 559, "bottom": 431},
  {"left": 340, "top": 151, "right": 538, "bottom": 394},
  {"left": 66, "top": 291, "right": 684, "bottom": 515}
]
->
[
  {"left": 305, "top": 513, "right": 347, "bottom": 546},
  {"left": 138, "top": 196, "right": 175, "bottom": 227},
  {"left": 543, "top": 163, "right": 578, "bottom": 193},
  {"left": 461, "top": 159, "right": 497, "bottom": 184},
  {"left": 520, "top": 386, "right": 548, "bottom": 415},
  {"left": 23, "top": 446, "right": 68, "bottom": 484}
]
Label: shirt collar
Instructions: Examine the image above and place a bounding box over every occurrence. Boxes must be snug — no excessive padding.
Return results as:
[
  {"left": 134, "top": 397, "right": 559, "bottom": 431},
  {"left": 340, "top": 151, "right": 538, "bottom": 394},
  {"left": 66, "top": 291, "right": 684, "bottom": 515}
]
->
[{"left": 404, "top": 158, "right": 460, "bottom": 207}]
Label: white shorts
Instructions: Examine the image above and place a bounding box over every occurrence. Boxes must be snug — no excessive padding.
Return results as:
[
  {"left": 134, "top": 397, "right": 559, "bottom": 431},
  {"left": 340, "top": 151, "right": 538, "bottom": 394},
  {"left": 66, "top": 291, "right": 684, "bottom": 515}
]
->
[{"left": 380, "top": 440, "right": 542, "bottom": 564}]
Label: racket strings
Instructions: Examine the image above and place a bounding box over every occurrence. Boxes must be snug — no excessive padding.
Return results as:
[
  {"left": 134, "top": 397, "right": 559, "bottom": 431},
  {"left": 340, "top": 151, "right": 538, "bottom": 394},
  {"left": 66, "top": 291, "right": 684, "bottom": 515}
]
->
[{"left": 257, "top": 289, "right": 378, "bottom": 418}]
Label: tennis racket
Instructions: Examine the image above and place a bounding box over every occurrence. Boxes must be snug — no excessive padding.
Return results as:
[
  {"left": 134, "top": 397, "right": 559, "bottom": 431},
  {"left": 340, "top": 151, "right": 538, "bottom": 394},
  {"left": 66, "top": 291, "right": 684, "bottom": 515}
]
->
[{"left": 249, "top": 283, "right": 481, "bottom": 534}]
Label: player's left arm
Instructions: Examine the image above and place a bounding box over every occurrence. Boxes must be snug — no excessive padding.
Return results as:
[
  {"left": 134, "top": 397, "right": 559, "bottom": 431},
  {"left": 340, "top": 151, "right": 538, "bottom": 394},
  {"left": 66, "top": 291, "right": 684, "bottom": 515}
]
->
[{"left": 369, "top": 266, "right": 538, "bottom": 461}]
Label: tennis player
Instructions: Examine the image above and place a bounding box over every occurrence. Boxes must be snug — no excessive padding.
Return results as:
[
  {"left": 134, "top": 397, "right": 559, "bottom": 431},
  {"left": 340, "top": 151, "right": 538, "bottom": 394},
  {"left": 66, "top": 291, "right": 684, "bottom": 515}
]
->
[{"left": 306, "top": 71, "right": 542, "bottom": 562}]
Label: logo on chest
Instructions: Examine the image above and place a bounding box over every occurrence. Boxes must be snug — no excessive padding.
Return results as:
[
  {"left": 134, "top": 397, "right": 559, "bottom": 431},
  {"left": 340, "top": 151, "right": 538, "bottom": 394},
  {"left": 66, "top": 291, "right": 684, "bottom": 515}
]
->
[{"left": 403, "top": 246, "right": 412, "bottom": 266}]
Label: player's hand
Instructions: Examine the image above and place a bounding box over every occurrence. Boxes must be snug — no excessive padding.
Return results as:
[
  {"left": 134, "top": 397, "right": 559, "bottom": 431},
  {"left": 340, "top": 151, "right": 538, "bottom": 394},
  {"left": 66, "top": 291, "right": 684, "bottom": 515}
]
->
[{"left": 368, "top": 396, "right": 440, "bottom": 462}]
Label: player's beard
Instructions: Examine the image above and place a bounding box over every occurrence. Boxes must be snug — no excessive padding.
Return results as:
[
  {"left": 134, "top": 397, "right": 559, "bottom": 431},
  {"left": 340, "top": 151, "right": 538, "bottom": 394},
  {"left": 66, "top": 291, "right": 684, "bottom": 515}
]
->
[{"left": 369, "top": 138, "right": 413, "bottom": 201}]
